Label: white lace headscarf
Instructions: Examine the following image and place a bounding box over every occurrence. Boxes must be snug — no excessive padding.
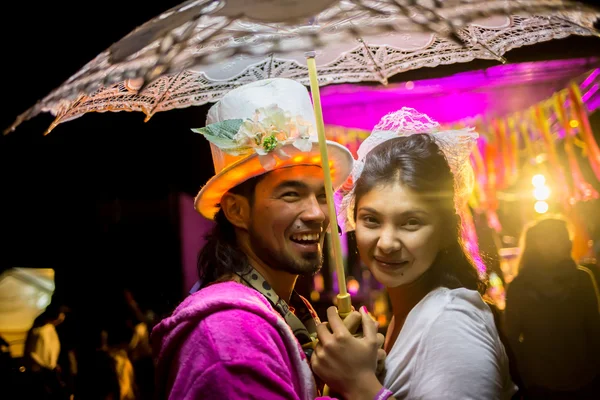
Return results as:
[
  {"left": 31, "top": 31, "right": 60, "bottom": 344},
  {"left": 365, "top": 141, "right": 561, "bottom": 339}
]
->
[{"left": 338, "top": 107, "right": 478, "bottom": 233}]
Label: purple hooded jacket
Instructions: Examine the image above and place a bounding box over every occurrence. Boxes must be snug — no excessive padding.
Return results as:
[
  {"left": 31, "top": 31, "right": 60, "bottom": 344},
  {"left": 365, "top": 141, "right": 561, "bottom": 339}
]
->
[{"left": 152, "top": 281, "right": 334, "bottom": 399}]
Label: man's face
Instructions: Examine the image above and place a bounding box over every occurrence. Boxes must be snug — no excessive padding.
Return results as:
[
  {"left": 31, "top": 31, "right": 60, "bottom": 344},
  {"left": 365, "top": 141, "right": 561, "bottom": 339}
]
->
[{"left": 247, "top": 165, "right": 329, "bottom": 276}]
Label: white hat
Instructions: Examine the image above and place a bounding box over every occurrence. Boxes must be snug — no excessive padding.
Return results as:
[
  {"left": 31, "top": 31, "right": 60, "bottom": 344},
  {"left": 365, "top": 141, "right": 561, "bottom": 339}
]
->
[{"left": 194, "top": 78, "right": 354, "bottom": 220}]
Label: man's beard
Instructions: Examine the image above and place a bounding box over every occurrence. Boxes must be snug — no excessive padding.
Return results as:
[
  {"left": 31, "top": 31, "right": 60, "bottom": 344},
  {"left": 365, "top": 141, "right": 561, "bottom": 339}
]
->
[{"left": 248, "top": 227, "right": 323, "bottom": 276}]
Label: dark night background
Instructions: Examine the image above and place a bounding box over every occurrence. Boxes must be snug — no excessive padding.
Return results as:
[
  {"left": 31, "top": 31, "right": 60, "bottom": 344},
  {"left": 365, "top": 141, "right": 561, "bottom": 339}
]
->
[{"left": 1, "top": 1, "right": 600, "bottom": 319}]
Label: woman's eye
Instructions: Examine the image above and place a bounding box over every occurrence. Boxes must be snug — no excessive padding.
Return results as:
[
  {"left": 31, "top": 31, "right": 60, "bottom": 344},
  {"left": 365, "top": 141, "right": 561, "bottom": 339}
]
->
[
  {"left": 404, "top": 218, "right": 421, "bottom": 229},
  {"left": 361, "top": 216, "right": 379, "bottom": 225}
]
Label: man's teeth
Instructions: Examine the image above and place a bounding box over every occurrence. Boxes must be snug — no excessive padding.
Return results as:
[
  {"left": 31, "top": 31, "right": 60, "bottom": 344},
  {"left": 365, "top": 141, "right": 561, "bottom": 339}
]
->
[{"left": 291, "top": 233, "right": 320, "bottom": 241}]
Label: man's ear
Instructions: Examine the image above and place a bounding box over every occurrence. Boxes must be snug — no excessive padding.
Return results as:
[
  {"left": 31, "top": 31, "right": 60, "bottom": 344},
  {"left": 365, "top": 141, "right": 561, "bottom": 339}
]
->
[{"left": 221, "top": 193, "right": 251, "bottom": 230}]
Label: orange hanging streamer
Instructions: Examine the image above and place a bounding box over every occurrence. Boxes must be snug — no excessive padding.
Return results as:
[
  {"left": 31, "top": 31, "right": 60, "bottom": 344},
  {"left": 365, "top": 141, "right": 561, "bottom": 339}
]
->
[
  {"left": 504, "top": 118, "right": 519, "bottom": 187},
  {"left": 483, "top": 138, "right": 502, "bottom": 232},
  {"left": 530, "top": 98, "right": 592, "bottom": 261},
  {"left": 531, "top": 105, "right": 572, "bottom": 209},
  {"left": 517, "top": 116, "right": 536, "bottom": 163},
  {"left": 491, "top": 119, "right": 508, "bottom": 190},
  {"left": 553, "top": 91, "right": 599, "bottom": 202},
  {"left": 553, "top": 91, "right": 597, "bottom": 260},
  {"left": 470, "top": 139, "right": 488, "bottom": 212},
  {"left": 568, "top": 83, "right": 600, "bottom": 182}
]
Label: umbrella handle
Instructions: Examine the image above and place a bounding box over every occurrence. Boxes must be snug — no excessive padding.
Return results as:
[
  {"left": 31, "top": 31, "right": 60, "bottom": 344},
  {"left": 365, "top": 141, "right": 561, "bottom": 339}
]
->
[{"left": 305, "top": 53, "right": 352, "bottom": 318}]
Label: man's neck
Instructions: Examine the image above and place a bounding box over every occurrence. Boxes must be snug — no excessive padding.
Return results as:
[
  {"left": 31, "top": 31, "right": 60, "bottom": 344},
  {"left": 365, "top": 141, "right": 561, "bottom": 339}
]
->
[
  {"left": 249, "top": 259, "right": 298, "bottom": 304},
  {"left": 239, "top": 246, "right": 297, "bottom": 303},
  {"left": 235, "top": 231, "right": 298, "bottom": 303}
]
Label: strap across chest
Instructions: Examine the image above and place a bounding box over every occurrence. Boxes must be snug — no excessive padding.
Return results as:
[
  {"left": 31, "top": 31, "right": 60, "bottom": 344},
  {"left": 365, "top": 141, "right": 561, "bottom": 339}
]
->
[{"left": 236, "top": 268, "right": 319, "bottom": 357}]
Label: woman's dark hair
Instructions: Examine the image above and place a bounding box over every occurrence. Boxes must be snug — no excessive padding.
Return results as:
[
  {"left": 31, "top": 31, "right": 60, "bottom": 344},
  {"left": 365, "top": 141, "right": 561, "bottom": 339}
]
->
[
  {"left": 353, "top": 134, "right": 484, "bottom": 293},
  {"left": 197, "top": 175, "right": 264, "bottom": 289}
]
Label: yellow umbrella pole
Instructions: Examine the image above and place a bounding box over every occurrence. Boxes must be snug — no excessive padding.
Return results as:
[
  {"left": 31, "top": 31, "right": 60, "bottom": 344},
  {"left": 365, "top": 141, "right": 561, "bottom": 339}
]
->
[{"left": 305, "top": 52, "right": 352, "bottom": 318}]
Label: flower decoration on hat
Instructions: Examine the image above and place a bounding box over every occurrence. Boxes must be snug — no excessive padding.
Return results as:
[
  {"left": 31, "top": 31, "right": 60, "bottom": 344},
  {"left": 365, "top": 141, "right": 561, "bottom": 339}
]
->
[{"left": 192, "top": 104, "right": 313, "bottom": 170}]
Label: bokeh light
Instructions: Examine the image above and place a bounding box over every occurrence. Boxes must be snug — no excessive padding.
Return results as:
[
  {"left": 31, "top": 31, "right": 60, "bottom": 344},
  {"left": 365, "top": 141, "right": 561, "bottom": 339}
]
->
[
  {"left": 533, "top": 186, "right": 551, "bottom": 201},
  {"left": 532, "top": 174, "right": 546, "bottom": 187},
  {"left": 534, "top": 200, "right": 549, "bottom": 214},
  {"left": 347, "top": 278, "right": 360, "bottom": 295}
]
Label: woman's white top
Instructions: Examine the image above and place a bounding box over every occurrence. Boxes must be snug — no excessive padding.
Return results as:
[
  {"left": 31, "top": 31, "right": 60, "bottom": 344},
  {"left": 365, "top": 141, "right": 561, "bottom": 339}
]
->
[{"left": 384, "top": 287, "right": 518, "bottom": 399}]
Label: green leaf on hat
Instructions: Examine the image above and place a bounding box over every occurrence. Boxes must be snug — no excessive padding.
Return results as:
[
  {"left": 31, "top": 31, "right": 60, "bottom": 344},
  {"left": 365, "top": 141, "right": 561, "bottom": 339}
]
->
[{"left": 191, "top": 119, "right": 251, "bottom": 156}]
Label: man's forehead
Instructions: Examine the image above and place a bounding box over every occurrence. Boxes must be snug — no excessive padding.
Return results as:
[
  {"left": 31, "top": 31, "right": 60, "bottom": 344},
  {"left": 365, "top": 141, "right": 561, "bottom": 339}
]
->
[{"left": 260, "top": 165, "right": 325, "bottom": 188}]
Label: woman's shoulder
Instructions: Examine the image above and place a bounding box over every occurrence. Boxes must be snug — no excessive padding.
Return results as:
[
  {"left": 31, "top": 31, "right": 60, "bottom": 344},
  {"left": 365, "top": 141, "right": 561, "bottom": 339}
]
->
[
  {"left": 409, "top": 287, "right": 505, "bottom": 361},
  {"left": 396, "top": 288, "right": 516, "bottom": 400},
  {"left": 401, "top": 286, "right": 493, "bottom": 342},
  {"left": 415, "top": 287, "right": 500, "bottom": 341},
  {"left": 418, "top": 286, "right": 489, "bottom": 318}
]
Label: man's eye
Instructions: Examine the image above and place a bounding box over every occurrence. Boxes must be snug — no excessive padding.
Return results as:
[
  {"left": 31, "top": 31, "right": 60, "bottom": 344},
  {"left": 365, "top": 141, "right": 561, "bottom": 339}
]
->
[{"left": 281, "top": 191, "right": 299, "bottom": 198}]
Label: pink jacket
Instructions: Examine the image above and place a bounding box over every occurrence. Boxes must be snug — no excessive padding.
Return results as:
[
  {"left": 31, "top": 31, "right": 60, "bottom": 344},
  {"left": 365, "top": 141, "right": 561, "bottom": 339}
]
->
[{"left": 152, "top": 281, "right": 333, "bottom": 399}]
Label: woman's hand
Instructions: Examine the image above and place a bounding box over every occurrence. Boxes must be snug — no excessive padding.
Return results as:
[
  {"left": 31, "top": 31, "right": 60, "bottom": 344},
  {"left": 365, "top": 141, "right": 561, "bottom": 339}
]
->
[
  {"left": 311, "top": 306, "right": 386, "bottom": 400},
  {"left": 337, "top": 310, "right": 387, "bottom": 381}
]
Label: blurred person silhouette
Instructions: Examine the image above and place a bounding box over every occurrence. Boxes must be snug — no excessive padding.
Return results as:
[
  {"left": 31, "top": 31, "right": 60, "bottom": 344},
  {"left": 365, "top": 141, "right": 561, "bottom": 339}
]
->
[
  {"left": 23, "top": 304, "right": 69, "bottom": 399},
  {"left": 75, "top": 349, "right": 121, "bottom": 400},
  {"left": 0, "top": 335, "right": 18, "bottom": 397},
  {"left": 505, "top": 216, "right": 600, "bottom": 399},
  {"left": 123, "top": 289, "right": 153, "bottom": 400},
  {"left": 102, "top": 329, "right": 137, "bottom": 400}
]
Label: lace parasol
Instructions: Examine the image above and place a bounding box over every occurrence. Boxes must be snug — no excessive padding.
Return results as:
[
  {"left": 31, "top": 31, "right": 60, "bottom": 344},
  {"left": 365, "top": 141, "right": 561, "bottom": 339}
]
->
[{"left": 5, "top": 0, "right": 599, "bottom": 134}]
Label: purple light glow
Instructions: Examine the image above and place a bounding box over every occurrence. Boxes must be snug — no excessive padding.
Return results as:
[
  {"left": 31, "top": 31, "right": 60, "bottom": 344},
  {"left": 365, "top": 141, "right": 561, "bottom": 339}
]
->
[
  {"left": 588, "top": 96, "right": 600, "bottom": 112},
  {"left": 581, "top": 84, "right": 599, "bottom": 103},
  {"left": 582, "top": 69, "right": 600, "bottom": 89},
  {"left": 320, "top": 57, "right": 599, "bottom": 129}
]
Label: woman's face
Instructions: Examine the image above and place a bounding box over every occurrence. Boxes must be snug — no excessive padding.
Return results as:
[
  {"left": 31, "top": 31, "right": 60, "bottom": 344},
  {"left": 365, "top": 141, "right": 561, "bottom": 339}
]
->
[{"left": 355, "top": 182, "right": 445, "bottom": 288}]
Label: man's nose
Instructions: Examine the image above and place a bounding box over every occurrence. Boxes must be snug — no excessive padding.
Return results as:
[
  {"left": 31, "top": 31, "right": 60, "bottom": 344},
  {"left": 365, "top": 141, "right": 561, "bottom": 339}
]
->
[{"left": 301, "top": 194, "right": 327, "bottom": 223}]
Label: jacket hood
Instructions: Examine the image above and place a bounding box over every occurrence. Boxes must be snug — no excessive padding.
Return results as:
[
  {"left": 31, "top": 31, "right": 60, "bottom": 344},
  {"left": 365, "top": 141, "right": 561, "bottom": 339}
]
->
[{"left": 150, "top": 281, "right": 285, "bottom": 398}]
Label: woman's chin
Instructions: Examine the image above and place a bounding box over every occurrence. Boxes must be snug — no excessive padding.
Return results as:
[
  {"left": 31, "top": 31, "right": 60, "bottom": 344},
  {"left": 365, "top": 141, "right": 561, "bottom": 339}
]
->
[{"left": 370, "top": 268, "right": 412, "bottom": 288}]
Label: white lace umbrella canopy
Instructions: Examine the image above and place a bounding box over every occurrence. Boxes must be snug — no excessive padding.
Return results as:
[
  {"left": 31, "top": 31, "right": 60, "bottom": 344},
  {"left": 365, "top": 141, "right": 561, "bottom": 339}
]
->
[{"left": 5, "top": 0, "right": 600, "bottom": 134}]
